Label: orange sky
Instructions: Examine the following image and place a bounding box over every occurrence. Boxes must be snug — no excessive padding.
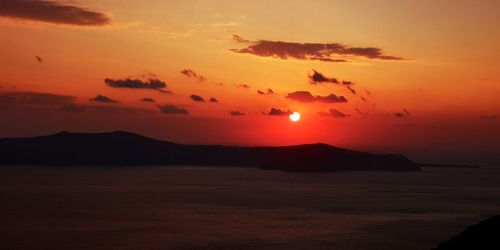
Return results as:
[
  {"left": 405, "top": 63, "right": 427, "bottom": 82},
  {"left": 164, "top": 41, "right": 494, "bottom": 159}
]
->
[{"left": 0, "top": 0, "right": 499, "bottom": 163}]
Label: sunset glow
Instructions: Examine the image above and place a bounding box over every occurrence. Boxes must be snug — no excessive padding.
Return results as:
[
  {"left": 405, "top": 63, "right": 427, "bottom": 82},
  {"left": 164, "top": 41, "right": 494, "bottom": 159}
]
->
[{"left": 0, "top": 0, "right": 499, "bottom": 163}]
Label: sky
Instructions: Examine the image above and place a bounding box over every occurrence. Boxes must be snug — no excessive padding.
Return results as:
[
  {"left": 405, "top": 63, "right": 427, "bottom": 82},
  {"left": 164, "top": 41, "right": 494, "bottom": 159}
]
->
[{"left": 0, "top": 0, "right": 499, "bottom": 164}]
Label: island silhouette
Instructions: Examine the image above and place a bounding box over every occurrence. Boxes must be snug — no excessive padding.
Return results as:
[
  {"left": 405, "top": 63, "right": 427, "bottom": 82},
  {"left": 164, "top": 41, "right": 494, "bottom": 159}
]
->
[{"left": 0, "top": 131, "right": 420, "bottom": 172}]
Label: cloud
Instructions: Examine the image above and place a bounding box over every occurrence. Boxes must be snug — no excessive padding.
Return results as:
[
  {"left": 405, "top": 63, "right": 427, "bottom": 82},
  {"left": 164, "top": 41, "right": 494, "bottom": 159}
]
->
[
  {"left": 309, "top": 70, "right": 339, "bottom": 84},
  {"left": 355, "top": 108, "right": 368, "bottom": 116},
  {"left": 90, "top": 94, "right": 117, "bottom": 103},
  {"left": 190, "top": 94, "right": 205, "bottom": 102},
  {"left": 88, "top": 105, "right": 154, "bottom": 115},
  {"left": 0, "top": 91, "right": 75, "bottom": 105},
  {"left": 394, "top": 109, "right": 410, "bottom": 118},
  {"left": 347, "top": 86, "right": 356, "bottom": 95},
  {"left": 180, "top": 69, "right": 206, "bottom": 82},
  {"left": 266, "top": 108, "right": 292, "bottom": 116},
  {"left": 0, "top": 0, "right": 111, "bottom": 26},
  {"left": 231, "top": 35, "right": 403, "bottom": 62},
  {"left": 318, "top": 108, "right": 348, "bottom": 118},
  {"left": 480, "top": 115, "right": 498, "bottom": 121},
  {"left": 140, "top": 97, "right": 155, "bottom": 103},
  {"left": 105, "top": 78, "right": 167, "bottom": 90},
  {"left": 229, "top": 110, "right": 245, "bottom": 116},
  {"left": 257, "top": 88, "right": 275, "bottom": 95},
  {"left": 35, "top": 56, "right": 43, "bottom": 63},
  {"left": 59, "top": 103, "right": 86, "bottom": 112},
  {"left": 232, "top": 34, "right": 251, "bottom": 43},
  {"left": 209, "top": 97, "right": 218, "bottom": 103},
  {"left": 309, "top": 70, "right": 357, "bottom": 94},
  {"left": 235, "top": 83, "right": 251, "bottom": 89},
  {"left": 157, "top": 104, "right": 189, "bottom": 115},
  {"left": 286, "top": 91, "right": 347, "bottom": 103},
  {"left": 157, "top": 89, "right": 173, "bottom": 94}
]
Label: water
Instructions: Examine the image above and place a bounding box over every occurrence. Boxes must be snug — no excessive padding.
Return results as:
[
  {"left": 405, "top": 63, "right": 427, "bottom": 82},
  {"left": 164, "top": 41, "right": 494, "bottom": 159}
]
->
[{"left": 1, "top": 166, "right": 500, "bottom": 249}]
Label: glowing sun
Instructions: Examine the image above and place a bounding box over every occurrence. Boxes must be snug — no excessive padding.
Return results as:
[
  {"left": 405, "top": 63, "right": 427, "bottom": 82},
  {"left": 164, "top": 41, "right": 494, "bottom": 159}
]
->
[{"left": 289, "top": 112, "right": 301, "bottom": 122}]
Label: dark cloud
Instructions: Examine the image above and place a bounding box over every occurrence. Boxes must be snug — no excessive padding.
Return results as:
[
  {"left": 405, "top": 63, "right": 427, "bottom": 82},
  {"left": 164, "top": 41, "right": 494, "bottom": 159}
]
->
[
  {"left": 59, "top": 103, "right": 86, "bottom": 112},
  {"left": 180, "top": 69, "right": 206, "bottom": 82},
  {"left": 209, "top": 97, "right": 218, "bottom": 103},
  {"left": 157, "top": 104, "right": 189, "bottom": 115},
  {"left": 0, "top": 0, "right": 111, "bottom": 26},
  {"left": 394, "top": 109, "right": 410, "bottom": 118},
  {"left": 105, "top": 78, "right": 167, "bottom": 90},
  {"left": 309, "top": 70, "right": 357, "bottom": 95},
  {"left": 231, "top": 35, "right": 403, "bottom": 62},
  {"left": 229, "top": 110, "right": 245, "bottom": 116},
  {"left": 347, "top": 86, "right": 356, "bottom": 95},
  {"left": 140, "top": 98, "right": 155, "bottom": 103},
  {"left": 35, "top": 56, "right": 43, "bottom": 63},
  {"left": 365, "top": 89, "right": 372, "bottom": 96},
  {"left": 235, "top": 83, "right": 251, "bottom": 89},
  {"left": 286, "top": 91, "right": 347, "bottom": 103},
  {"left": 480, "top": 115, "right": 498, "bottom": 121},
  {"left": 90, "top": 94, "right": 117, "bottom": 103},
  {"left": 318, "top": 108, "right": 348, "bottom": 118},
  {"left": 309, "top": 70, "right": 339, "bottom": 84},
  {"left": 190, "top": 94, "right": 205, "bottom": 102},
  {"left": 266, "top": 108, "right": 292, "bottom": 116},
  {"left": 361, "top": 96, "right": 367, "bottom": 102},
  {"left": 309, "top": 70, "right": 354, "bottom": 86},
  {"left": 0, "top": 91, "right": 75, "bottom": 106},
  {"left": 257, "top": 88, "right": 275, "bottom": 95}
]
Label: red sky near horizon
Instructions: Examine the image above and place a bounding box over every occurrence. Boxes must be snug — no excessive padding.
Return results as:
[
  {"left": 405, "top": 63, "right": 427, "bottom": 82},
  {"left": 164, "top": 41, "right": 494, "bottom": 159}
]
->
[{"left": 0, "top": 0, "right": 499, "bottom": 163}]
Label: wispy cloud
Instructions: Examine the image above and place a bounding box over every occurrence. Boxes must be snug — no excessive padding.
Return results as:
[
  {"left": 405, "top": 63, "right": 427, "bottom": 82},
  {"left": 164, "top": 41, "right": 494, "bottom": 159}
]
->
[
  {"left": 286, "top": 91, "right": 347, "bottom": 103},
  {"left": 90, "top": 94, "right": 118, "bottom": 103},
  {"left": 235, "top": 83, "right": 251, "bottom": 89},
  {"left": 157, "top": 104, "right": 189, "bottom": 115},
  {"left": 229, "top": 110, "right": 245, "bottom": 116},
  {"left": 180, "top": 69, "right": 206, "bottom": 82},
  {"left": 59, "top": 103, "right": 86, "bottom": 112},
  {"left": 0, "top": 91, "right": 75, "bottom": 106},
  {"left": 257, "top": 88, "right": 275, "bottom": 95},
  {"left": 318, "top": 109, "right": 348, "bottom": 118},
  {"left": 394, "top": 109, "right": 410, "bottom": 118}
]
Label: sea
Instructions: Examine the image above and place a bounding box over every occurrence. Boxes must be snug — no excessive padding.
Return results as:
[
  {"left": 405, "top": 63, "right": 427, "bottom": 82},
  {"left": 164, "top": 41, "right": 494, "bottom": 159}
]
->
[{"left": 1, "top": 165, "right": 499, "bottom": 250}]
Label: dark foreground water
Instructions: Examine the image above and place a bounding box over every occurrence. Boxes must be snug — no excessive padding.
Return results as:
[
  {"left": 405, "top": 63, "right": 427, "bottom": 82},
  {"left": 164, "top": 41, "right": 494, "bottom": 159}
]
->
[{"left": 1, "top": 166, "right": 500, "bottom": 250}]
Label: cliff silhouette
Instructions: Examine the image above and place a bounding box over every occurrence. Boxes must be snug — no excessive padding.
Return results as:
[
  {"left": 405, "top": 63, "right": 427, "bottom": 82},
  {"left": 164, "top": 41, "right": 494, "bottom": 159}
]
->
[{"left": 433, "top": 215, "right": 500, "bottom": 250}]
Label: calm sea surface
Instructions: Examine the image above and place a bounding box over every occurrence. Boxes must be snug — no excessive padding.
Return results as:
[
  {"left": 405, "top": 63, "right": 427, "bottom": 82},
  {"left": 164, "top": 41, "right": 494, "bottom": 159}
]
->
[{"left": 1, "top": 165, "right": 500, "bottom": 250}]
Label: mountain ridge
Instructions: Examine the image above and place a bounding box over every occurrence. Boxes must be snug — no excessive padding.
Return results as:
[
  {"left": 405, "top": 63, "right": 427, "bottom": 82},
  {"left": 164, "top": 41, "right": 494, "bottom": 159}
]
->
[{"left": 0, "top": 131, "right": 420, "bottom": 172}]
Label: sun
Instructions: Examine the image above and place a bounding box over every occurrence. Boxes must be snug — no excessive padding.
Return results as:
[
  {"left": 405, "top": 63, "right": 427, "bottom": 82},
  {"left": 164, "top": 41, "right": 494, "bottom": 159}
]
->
[{"left": 289, "top": 112, "right": 301, "bottom": 122}]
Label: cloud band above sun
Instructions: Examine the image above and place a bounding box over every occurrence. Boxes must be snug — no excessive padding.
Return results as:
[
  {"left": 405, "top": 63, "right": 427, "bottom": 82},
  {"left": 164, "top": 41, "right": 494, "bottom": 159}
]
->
[{"left": 231, "top": 34, "right": 403, "bottom": 63}]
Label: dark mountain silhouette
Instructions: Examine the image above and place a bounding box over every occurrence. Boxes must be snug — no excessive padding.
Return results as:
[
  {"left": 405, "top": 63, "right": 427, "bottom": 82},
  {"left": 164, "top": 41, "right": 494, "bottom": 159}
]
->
[
  {"left": 433, "top": 215, "right": 500, "bottom": 250},
  {"left": 0, "top": 131, "right": 420, "bottom": 171}
]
